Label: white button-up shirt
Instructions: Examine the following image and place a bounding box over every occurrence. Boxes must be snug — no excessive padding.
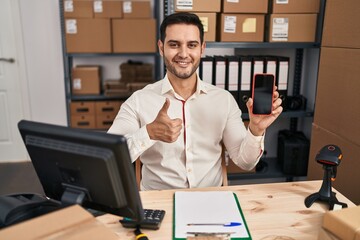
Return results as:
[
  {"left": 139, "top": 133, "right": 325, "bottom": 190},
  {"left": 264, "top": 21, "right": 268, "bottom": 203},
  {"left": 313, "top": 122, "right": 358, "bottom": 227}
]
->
[{"left": 108, "top": 74, "right": 264, "bottom": 190}]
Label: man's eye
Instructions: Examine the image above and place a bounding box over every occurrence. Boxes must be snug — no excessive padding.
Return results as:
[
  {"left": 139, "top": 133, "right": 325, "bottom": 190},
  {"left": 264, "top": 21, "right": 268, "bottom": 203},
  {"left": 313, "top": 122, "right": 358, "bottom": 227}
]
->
[
  {"left": 169, "top": 43, "right": 179, "bottom": 48},
  {"left": 188, "top": 44, "right": 197, "bottom": 48}
]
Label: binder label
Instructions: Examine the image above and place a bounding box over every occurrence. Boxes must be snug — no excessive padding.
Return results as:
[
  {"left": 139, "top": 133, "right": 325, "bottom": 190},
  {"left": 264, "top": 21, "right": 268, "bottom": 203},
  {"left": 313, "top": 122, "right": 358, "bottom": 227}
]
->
[
  {"left": 215, "top": 61, "right": 226, "bottom": 89},
  {"left": 272, "top": 18, "right": 289, "bottom": 41},
  {"left": 202, "top": 62, "right": 213, "bottom": 85},
  {"left": 279, "top": 62, "right": 289, "bottom": 90},
  {"left": 241, "top": 62, "right": 251, "bottom": 91},
  {"left": 93, "top": 1, "right": 103, "bottom": 13},
  {"left": 229, "top": 62, "right": 239, "bottom": 91},
  {"left": 176, "top": 0, "right": 193, "bottom": 10},
  {"left": 267, "top": 61, "right": 277, "bottom": 76},
  {"left": 224, "top": 16, "right": 237, "bottom": 33},
  {"left": 227, "top": 0, "right": 239, "bottom": 2}
]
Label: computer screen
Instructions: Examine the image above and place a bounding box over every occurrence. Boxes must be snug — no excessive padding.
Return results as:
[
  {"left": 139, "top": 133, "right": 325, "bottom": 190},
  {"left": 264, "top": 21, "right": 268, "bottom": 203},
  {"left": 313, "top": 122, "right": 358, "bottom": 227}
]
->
[{"left": 18, "top": 120, "right": 144, "bottom": 221}]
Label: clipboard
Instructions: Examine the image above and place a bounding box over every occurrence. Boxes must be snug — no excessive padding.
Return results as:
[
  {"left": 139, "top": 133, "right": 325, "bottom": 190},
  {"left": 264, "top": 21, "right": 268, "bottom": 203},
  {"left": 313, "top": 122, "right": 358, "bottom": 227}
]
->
[{"left": 173, "top": 191, "right": 252, "bottom": 240}]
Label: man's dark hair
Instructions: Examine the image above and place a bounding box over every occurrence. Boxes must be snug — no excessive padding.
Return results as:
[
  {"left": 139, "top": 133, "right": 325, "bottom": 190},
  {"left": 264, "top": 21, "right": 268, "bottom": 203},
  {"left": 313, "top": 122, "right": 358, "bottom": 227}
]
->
[{"left": 159, "top": 12, "right": 204, "bottom": 44}]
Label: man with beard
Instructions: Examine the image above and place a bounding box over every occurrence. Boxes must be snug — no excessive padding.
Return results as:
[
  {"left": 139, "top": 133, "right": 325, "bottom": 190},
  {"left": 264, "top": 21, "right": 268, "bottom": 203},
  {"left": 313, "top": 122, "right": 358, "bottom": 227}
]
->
[{"left": 108, "top": 12, "right": 283, "bottom": 190}]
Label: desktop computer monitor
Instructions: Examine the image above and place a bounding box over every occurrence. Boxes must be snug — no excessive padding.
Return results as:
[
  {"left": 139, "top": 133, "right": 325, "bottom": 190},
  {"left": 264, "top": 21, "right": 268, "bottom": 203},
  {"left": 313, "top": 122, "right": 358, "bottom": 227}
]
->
[{"left": 17, "top": 120, "right": 144, "bottom": 221}]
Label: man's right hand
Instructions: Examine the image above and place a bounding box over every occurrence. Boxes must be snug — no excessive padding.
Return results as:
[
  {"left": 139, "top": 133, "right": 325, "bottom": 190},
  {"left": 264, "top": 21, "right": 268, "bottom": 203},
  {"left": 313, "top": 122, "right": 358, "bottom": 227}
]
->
[{"left": 146, "top": 98, "right": 183, "bottom": 143}]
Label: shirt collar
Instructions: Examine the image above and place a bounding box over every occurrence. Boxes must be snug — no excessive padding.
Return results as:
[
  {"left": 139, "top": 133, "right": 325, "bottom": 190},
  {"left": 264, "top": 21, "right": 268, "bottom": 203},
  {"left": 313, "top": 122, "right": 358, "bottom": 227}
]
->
[{"left": 161, "top": 73, "right": 209, "bottom": 97}]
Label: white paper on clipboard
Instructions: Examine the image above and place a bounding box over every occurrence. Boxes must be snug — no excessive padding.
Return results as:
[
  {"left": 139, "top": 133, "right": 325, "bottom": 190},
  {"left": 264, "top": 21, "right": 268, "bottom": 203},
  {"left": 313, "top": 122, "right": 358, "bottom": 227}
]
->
[{"left": 174, "top": 191, "right": 251, "bottom": 239}]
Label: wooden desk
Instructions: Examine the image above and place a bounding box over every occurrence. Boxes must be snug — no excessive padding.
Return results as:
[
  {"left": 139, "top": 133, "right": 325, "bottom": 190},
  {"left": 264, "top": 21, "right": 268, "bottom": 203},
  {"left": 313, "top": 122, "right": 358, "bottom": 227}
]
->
[{"left": 97, "top": 180, "right": 355, "bottom": 240}]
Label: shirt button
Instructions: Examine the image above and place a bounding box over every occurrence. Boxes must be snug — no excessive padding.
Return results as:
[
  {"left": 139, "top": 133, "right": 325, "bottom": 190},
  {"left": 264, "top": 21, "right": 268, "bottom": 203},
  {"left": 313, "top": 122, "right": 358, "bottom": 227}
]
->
[
  {"left": 141, "top": 143, "right": 145, "bottom": 148},
  {"left": 187, "top": 168, "right": 192, "bottom": 173}
]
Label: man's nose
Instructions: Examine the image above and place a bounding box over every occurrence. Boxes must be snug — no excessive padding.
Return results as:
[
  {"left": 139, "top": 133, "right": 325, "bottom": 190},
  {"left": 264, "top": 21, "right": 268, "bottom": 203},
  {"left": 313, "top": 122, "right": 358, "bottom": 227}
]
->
[{"left": 178, "top": 45, "right": 188, "bottom": 58}]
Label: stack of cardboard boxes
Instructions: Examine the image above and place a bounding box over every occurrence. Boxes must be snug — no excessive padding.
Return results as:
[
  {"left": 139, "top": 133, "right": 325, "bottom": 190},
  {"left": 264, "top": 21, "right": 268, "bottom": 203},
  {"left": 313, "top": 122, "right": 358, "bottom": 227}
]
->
[
  {"left": 307, "top": 0, "right": 360, "bottom": 205},
  {"left": 64, "top": 0, "right": 156, "bottom": 130},
  {"left": 63, "top": 0, "right": 156, "bottom": 53},
  {"left": 70, "top": 100, "right": 122, "bottom": 130},
  {"left": 268, "top": 0, "right": 319, "bottom": 42},
  {"left": 173, "top": 0, "right": 320, "bottom": 42}
]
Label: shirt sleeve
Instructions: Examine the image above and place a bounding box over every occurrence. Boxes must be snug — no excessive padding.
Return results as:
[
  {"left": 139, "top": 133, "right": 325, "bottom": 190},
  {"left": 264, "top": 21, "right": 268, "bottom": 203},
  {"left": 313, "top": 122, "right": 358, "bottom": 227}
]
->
[
  {"left": 222, "top": 94, "right": 265, "bottom": 171},
  {"left": 107, "top": 95, "right": 155, "bottom": 162}
]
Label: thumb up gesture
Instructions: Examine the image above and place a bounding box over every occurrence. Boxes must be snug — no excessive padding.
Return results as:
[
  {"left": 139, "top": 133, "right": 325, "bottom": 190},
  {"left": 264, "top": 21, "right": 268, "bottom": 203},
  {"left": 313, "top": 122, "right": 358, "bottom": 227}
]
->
[{"left": 146, "top": 98, "right": 183, "bottom": 143}]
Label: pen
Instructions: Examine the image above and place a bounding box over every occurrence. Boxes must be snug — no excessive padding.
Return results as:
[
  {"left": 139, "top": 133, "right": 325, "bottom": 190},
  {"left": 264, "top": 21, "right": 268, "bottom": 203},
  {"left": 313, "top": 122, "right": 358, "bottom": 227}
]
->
[
  {"left": 186, "top": 232, "right": 235, "bottom": 236},
  {"left": 187, "top": 222, "right": 241, "bottom": 227}
]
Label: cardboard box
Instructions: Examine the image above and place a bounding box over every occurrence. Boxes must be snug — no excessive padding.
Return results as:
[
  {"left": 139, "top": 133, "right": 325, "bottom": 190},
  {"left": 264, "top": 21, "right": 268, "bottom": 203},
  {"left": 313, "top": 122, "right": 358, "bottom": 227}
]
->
[
  {"left": 314, "top": 47, "right": 360, "bottom": 146},
  {"left": 112, "top": 19, "right": 156, "bottom": 53},
  {"left": 70, "top": 101, "right": 96, "bottom": 115},
  {"left": 318, "top": 228, "right": 340, "bottom": 240},
  {"left": 63, "top": 0, "right": 93, "bottom": 18},
  {"left": 193, "top": 12, "right": 217, "bottom": 42},
  {"left": 321, "top": 205, "right": 360, "bottom": 240},
  {"left": 307, "top": 124, "right": 360, "bottom": 204},
  {"left": 72, "top": 66, "right": 101, "bottom": 95},
  {"left": 96, "top": 114, "right": 117, "bottom": 129},
  {"left": 219, "top": 14, "right": 265, "bottom": 42},
  {"left": 268, "top": 14, "right": 317, "bottom": 42},
  {"left": 174, "top": 0, "right": 221, "bottom": 12},
  {"left": 71, "top": 114, "right": 96, "bottom": 129},
  {"left": 322, "top": 0, "right": 360, "bottom": 49},
  {"left": 223, "top": 0, "right": 268, "bottom": 14},
  {"left": 123, "top": 1, "right": 152, "bottom": 19},
  {"left": 65, "top": 18, "right": 111, "bottom": 53},
  {"left": 271, "top": 0, "right": 320, "bottom": 13},
  {"left": 0, "top": 205, "right": 118, "bottom": 240},
  {"left": 94, "top": 0, "right": 123, "bottom": 19},
  {"left": 95, "top": 101, "right": 122, "bottom": 115}
]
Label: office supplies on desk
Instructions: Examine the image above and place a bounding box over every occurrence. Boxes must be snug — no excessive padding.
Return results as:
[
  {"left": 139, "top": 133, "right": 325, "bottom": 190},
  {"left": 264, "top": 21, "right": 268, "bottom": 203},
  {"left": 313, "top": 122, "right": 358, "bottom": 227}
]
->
[{"left": 173, "top": 191, "right": 251, "bottom": 240}]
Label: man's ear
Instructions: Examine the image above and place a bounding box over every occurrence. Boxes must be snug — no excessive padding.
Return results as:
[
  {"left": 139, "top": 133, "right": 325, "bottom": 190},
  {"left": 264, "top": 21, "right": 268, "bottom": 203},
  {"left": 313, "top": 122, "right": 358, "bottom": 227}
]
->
[
  {"left": 158, "top": 39, "right": 164, "bottom": 56},
  {"left": 201, "top": 41, "right": 206, "bottom": 56}
]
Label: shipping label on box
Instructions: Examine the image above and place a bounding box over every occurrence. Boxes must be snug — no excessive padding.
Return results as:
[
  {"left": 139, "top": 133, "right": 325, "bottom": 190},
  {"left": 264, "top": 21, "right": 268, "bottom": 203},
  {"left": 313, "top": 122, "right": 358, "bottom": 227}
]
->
[
  {"left": 271, "top": 17, "right": 289, "bottom": 41},
  {"left": 175, "top": 0, "right": 221, "bottom": 12}
]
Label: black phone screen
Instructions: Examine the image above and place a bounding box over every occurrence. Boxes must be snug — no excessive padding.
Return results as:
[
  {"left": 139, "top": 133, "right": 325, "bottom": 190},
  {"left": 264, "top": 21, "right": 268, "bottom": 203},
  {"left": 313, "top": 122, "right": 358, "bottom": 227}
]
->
[{"left": 252, "top": 74, "right": 274, "bottom": 115}]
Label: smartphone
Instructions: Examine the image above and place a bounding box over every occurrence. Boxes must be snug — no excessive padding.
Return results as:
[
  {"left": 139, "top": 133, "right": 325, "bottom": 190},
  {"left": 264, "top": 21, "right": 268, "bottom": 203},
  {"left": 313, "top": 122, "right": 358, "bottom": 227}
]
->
[{"left": 251, "top": 74, "right": 275, "bottom": 115}]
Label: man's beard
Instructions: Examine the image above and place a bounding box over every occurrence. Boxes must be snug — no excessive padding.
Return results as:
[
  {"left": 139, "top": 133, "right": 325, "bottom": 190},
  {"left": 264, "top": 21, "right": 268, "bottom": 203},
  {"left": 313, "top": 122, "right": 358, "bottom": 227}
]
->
[{"left": 164, "top": 57, "right": 200, "bottom": 79}]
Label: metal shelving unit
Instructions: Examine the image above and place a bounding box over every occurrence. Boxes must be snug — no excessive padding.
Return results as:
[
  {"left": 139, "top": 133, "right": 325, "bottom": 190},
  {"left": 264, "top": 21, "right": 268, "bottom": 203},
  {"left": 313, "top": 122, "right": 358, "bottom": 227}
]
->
[{"left": 59, "top": 0, "right": 162, "bottom": 126}]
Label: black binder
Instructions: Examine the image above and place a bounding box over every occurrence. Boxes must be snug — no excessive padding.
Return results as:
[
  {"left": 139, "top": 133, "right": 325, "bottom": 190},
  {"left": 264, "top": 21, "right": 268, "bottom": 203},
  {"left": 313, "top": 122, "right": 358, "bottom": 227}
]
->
[
  {"left": 276, "top": 56, "right": 289, "bottom": 103},
  {"left": 213, "top": 56, "right": 227, "bottom": 89},
  {"left": 225, "top": 55, "right": 240, "bottom": 104},
  {"left": 238, "top": 56, "right": 253, "bottom": 113},
  {"left": 199, "top": 56, "right": 214, "bottom": 85}
]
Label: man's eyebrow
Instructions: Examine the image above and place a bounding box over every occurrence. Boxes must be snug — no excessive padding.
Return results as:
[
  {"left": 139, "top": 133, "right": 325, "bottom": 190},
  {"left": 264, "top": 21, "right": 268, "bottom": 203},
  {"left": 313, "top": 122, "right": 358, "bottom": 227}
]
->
[{"left": 166, "top": 40, "right": 200, "bottom": 44}]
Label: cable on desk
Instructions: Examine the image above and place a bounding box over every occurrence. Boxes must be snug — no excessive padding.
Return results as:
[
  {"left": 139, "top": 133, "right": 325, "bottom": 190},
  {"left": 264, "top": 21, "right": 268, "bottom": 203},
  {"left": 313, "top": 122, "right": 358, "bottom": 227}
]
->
[{"left": 134, "top": 226, "right": 149, "bottom": 240}]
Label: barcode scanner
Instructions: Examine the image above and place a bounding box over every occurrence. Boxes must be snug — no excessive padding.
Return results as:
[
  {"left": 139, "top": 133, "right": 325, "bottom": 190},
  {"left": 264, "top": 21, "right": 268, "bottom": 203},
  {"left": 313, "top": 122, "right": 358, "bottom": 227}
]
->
[{"left": 305, "top": 145, "right": 348, "bottom": 210}]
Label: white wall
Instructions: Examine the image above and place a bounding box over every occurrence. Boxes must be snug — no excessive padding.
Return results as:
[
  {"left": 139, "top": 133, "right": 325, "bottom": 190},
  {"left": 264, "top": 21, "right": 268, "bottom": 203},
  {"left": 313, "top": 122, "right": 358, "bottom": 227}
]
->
[{"left": 19, "top": 0, "right": 67, "bottom": 126}]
